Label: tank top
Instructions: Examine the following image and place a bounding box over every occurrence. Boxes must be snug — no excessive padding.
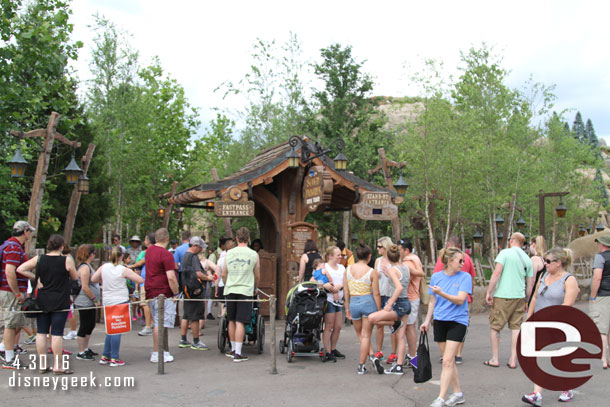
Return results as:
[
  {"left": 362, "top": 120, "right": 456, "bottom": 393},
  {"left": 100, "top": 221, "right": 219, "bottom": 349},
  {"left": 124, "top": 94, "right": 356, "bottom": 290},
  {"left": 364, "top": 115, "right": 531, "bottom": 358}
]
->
[
  {"left": 347, "top": 266, "right": 373, "bottom": 296},
  {"left": 37, "top": 255, "right": 71, "bottom": 313},
  {"left": 101, "top": 263, "right": 130, "bottom": 305},
  {"left": 534, "top": 272, "right": 572, "bottom": 312},
  {"left": 74, "top": 263, "right": 101, "bottom": 308},
  {"left": 377, "top": 257, "right": 392, "bottom": 297},
  {"left": 387, "top": 264, "right": 410, "bottom": 298},
  {"left": 224, "top": 246, "right": 258, "bottom": 296},
  {"left": 304, "top": 252, "right": 322, "bottom": 281},
  {"left": 324, "top": 262, "right": 345, "bottom": 302}
]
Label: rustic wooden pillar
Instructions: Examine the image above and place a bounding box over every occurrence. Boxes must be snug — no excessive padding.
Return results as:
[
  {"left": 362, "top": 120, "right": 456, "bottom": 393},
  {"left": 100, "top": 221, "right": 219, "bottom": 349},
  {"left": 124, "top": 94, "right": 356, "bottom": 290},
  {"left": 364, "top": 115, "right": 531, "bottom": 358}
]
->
[
  {"left": 212, "top": 168, "right": 233, "bottom": 238},
  {"left": 162, "top": 181, "right": 179, "bottom": 229}
]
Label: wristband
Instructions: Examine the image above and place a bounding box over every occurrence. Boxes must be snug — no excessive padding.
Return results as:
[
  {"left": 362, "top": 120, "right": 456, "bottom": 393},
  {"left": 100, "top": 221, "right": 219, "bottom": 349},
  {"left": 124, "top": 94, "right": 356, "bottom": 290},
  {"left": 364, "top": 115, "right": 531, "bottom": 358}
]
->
[
  {"left": 90, "top": 296, "right": 97, "bottom": 302},
  {"left": 590, "top": 297, "right": 597, "bottom": 301}
]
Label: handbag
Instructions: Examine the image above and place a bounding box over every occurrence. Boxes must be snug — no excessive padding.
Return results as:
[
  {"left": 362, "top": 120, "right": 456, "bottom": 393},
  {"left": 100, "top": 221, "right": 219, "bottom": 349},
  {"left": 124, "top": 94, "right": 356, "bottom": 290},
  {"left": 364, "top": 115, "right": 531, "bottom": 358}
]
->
[
  {"left": 419, "top": 275, "right": 430, "bottom": 306},
  {"left": 413, "top": 331, "right": 432, "bottom": 383},
  {"left": 21, "top": 255, "right": 42, "bottom": 318}
]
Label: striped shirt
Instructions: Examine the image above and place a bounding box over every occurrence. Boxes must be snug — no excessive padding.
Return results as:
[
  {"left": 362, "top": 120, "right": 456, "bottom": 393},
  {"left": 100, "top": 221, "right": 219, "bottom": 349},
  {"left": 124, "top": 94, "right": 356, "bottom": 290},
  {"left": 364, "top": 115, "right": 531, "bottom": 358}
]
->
[{"left": 1, "top": 237, "right": 28, "bottom": 292}]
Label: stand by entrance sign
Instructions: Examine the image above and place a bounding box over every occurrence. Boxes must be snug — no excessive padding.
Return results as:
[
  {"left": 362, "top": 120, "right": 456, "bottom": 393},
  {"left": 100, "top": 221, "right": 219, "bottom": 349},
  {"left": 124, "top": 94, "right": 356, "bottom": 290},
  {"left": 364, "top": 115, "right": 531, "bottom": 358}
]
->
[
  {"left": 352, "top": 191, "right": 398, "bottom": 220},
  {"left": 287, "top": 222, "right": 317, "bottom": 262},
  {"left": 215, "top": 186, "right": 255, "bottom": 217},
  {"left": 302, "top": 166, "right": 333, "bottom": 211}
]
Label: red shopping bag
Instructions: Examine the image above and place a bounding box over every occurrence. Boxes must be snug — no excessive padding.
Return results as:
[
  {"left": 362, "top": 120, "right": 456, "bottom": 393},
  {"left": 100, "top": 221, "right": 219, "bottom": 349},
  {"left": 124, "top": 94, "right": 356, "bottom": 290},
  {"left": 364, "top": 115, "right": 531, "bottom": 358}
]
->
[{"left": 104, "top": 303, "right": 132, "bottom": 335}]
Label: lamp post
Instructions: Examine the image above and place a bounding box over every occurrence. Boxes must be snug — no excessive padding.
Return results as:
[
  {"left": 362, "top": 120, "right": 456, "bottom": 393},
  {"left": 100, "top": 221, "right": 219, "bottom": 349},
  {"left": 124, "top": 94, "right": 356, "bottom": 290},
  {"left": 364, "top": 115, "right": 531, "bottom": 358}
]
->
[{"left": 537, "top": 190, "right": 569, "bottom": 240}]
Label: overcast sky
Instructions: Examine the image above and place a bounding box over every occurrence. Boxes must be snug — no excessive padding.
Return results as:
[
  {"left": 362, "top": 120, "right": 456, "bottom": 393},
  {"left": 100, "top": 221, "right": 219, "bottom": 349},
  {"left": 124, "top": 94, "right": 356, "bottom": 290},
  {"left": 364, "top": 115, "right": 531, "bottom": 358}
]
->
[{"left": 70, "top": 0, "right": 610, "bottom": 142}]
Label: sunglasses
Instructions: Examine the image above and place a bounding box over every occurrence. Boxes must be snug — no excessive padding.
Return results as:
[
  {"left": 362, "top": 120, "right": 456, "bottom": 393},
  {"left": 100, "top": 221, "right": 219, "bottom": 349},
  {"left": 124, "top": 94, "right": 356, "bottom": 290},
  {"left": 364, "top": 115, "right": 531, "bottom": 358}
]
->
[
  {"left": 540, "top": 285, "right": 548, "bottom": 296},
  {"left": 377, "top": 245, "right": 383, "bottom": 249},
  {"left": 458, "top": 259, "right": 464, "bottom": 264},
  {"left": 544, "top": 258, "right": 555, "bottom": 265}
]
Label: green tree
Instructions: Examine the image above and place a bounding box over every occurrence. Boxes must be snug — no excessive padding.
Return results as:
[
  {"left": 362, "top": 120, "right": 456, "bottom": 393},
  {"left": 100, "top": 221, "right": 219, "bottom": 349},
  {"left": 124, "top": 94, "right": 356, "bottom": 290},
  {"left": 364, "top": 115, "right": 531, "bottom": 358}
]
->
[{"left": 572, "top": 112, "right": 586, "bottom": 143}]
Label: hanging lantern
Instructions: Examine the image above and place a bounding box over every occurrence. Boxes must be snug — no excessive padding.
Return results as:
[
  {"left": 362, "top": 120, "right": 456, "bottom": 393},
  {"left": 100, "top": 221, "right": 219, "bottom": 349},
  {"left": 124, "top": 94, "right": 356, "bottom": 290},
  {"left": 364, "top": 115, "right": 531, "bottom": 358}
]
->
[
  {"left": 578, "top": 225, "right": 586, "bottom": 237},
  {"left": 587, "top": 222, "right": 593, "bottom": 234},
  {"left": 394, "top": 174, "right": 408, "bottom": 196},
  {"left": 286, "top": 146, "right": 300, "bottom": 168},
  {"left": 8, "top": 147, "right": 28, "bottom": 178},
  {"left": 497, "top": 231, "right": 504, "bottom": 241},
  {"left": 64, "top": 153, "right": 83, "bottom": 184},
  {"left": 77, "top": 173, "right": 89, "bottom": 195},
  {"left": 157, "top": 206, "right": 165, "bottom": 218},
  {"left": 495, "top": 214, "right": 504, "bottom": 227},
  {"left": 333, "top": 152, "right": 347, "bottom": 171},
  {"left": 473, "top": 229, "right": 483, "bottom": 243},
  {"left": 556, "top": 201, "right": 567, "bottom": 218},
  {"left": 516, "top": 215, "right": 526, "bottom": 230},
  {"left": 596, "top": 221, "right": 605, "bottom": 232}
]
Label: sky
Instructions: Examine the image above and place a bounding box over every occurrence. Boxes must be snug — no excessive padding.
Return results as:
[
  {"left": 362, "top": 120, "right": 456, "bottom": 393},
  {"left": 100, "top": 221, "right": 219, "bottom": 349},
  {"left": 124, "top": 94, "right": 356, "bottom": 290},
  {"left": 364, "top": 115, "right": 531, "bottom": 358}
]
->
[{"left": 69, "top": 0, "right": 610, "bottom": 142}]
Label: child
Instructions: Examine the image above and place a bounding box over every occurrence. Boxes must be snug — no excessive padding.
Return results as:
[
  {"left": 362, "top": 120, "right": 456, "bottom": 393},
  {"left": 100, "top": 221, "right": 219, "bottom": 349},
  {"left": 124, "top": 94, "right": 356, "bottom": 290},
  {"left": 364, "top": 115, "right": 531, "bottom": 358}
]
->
[{"left": 311, "top": 258, "right": 340, "bottom": 305}]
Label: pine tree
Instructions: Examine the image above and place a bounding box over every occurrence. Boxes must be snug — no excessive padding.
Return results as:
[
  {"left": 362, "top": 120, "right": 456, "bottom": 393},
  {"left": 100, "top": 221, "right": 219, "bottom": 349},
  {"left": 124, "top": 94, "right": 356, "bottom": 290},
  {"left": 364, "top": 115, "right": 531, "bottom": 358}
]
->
[
  {"left": 572, "top": 112, "right": 586, "bottom": 143},
  {"left": 585, "top": 118, "right": 599, "bottom": 147}
]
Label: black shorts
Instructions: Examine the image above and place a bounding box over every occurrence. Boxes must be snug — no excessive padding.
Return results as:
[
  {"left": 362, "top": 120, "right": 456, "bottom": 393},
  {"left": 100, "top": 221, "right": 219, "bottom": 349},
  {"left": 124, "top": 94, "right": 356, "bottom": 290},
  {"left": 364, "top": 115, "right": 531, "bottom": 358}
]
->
[
  {"left": 433, "top": 320, "right": 468, "bottom": 343},
  {"left": 225, "top": 293, "right": 252, "bottom": 324},
  {"left": 216, "top": 286, "right": 224, "bottom": 300},
  {"left": 182, "top": 297, "right": 205, "bottom": 321}
]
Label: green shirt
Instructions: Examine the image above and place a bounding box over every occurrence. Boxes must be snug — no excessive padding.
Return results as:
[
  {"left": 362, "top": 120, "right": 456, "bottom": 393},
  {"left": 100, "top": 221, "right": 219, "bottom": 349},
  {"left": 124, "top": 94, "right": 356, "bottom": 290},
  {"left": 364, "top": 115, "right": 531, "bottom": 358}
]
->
[
  {"left": 136, "top": 250, "right": 146, "bottom": 262},
  {"left": 493, "top": 247, "right": 534, "bottom": 299},
  {"left": 224, "top": 246, "right": 258, "bottom": 296}
]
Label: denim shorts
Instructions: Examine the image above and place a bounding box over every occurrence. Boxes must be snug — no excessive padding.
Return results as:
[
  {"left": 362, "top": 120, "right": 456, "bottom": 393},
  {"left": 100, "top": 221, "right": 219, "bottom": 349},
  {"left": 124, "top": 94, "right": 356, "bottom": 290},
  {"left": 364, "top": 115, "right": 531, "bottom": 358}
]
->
[
  {"left": 325, "top": 301, "right": 343, "bottom": 314},
  {"left": 392, "top": 297, "right": 411, "bottom": 318},
  {"left": 349, "top": 295, "right": 377, "bottom": 320},
  {"left": 380, "top": 295, "right": 389, "bottom": 308}
]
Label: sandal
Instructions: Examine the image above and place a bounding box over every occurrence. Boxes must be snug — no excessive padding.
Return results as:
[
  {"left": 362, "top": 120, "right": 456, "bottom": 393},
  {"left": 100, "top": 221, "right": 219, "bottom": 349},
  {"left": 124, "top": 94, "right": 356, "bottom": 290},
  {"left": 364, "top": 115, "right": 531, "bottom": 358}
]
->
[
  {"left": 39, "top": 367, "right": 52, "bottom": 374},
  {"left": 483, "top": 360, "right": 500, "bottom": 368},
  {"left": 53, "top": 369, "right": 74, "bottom": 375},
  {"left": 507, "top": 363, "right": 518, "bottom": 369}
]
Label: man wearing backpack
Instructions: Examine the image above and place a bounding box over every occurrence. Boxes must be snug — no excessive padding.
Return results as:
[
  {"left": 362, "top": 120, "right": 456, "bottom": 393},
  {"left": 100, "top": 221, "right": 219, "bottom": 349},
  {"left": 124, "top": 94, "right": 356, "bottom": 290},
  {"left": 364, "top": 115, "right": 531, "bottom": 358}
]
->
[
  {"left": 485, "top": 232, "right": 534, "bottom": 369},
  {"left": 178, "top": 236, "right": 217, "bottom": 350},
  {"left": 1, "top": 221, "right": 34, "bottom": 369}
]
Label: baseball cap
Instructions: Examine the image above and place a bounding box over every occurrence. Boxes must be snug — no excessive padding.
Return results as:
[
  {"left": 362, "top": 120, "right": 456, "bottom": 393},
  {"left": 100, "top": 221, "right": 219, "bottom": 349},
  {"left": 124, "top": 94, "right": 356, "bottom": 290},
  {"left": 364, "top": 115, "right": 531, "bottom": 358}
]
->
[
  {"left": 13, "top": 220, "right": 35, "bottom": 233},
  {"left": 189, "top": 236, "right": 207, "bottom": 248},
  {"left": 595, "top": 235, "right": 610, "bottom": 246}
]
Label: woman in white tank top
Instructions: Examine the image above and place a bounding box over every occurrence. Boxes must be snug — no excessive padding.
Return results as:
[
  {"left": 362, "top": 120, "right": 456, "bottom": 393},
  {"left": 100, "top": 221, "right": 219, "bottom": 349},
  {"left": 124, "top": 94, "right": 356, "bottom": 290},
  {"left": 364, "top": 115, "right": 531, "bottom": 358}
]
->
[{"left": 320, "top": 246, "right": 346, "bottom": 362}]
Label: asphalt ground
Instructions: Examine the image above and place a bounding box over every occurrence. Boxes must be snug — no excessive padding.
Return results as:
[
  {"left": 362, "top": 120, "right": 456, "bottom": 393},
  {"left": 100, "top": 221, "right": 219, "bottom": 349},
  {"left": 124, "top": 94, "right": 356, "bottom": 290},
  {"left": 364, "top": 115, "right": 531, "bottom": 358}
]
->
[{"left": 1, "top": 302, "right": 608, "bottom": 407}]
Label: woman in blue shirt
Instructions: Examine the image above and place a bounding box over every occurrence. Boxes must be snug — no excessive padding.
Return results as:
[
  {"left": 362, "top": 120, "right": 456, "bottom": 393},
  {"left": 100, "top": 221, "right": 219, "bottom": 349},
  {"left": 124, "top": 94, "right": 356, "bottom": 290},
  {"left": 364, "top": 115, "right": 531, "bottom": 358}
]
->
[{"left": 421, "top": 247, "right": 472, "bottom": 407}]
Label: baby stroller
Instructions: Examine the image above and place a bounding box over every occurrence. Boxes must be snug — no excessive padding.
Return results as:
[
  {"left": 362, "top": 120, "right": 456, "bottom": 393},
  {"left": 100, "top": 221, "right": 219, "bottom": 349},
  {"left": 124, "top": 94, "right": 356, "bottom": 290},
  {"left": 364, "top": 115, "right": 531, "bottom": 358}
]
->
[
  {"left": 279, "top": 281, "right": 327, "bottom": 362},
  {"left": 217, "top": 294, "right": 265, "bottom": 354}
]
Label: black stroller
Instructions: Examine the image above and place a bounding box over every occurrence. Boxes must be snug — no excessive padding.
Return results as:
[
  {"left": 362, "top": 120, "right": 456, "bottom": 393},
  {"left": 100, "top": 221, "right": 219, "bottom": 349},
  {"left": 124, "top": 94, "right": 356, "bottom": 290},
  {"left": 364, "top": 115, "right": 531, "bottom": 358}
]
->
[{"left": 279, "top": 281, "right": 327, "bottom": 362}]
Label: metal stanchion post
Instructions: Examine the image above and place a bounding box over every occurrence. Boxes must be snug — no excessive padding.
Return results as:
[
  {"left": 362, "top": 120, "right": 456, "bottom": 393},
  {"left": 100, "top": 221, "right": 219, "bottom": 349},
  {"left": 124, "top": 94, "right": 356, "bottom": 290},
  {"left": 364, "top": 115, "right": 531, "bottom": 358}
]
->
[
  {"left": 157, "top": 295, "right": 165, "bottom": 375},
  {"left": 269, "top": 295, "right": 277, "bottom": 374}
]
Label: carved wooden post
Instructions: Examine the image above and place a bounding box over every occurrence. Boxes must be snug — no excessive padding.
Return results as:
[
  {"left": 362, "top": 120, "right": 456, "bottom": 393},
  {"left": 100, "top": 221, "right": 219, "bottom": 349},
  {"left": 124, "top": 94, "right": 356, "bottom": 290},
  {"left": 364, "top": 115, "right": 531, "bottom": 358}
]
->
[
  {"left": 162, "top": 181, "right": 179, "bottom": 229},
  {"left": 212, "top": 168, "right": 233, "bottom": 238}
]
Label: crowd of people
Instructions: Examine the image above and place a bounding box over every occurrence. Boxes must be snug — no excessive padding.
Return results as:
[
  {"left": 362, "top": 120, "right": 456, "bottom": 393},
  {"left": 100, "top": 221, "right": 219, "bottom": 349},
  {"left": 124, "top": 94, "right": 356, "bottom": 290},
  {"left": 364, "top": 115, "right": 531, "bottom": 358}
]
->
[{"left": 2, "top": 220, "right": 610, "bottom": 407}]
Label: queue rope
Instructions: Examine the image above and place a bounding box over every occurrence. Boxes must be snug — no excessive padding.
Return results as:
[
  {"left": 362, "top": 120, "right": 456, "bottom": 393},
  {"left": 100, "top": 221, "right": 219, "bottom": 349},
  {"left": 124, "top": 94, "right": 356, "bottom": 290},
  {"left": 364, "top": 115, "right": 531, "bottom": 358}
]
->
[{"left": 9, "top": 295, "right": 270, "bottom": 315}]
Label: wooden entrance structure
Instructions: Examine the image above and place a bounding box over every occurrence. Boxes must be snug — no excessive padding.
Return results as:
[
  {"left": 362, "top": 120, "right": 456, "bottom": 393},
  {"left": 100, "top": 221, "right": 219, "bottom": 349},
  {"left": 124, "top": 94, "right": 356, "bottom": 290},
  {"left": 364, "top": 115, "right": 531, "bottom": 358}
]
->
[{"left": 168, "top": 137, "right": 398, "bottom": 316}]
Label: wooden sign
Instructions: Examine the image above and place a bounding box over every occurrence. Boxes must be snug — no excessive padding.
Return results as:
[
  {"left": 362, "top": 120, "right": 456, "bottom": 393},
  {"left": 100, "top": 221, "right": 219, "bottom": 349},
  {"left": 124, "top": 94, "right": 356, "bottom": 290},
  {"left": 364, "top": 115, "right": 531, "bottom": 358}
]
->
[
  {"left": 287, "top": 222, "right": 317, "bottom": 262},
  {"left": 214, "top": 186, "right": 255, "bottom": 217},
  {"left": 352, "top": 191, "right": 398, "bottom": 220},
  {"left": 302, "top": 166, "right": 333, "bottom": 211}
]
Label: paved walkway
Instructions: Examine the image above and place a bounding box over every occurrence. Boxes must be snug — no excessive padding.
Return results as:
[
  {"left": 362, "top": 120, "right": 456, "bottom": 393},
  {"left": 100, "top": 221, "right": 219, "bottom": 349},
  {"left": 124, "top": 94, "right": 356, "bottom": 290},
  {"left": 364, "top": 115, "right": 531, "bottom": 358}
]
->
[{"left": 2, "top": 302, "right": 607, "bottom": 406}]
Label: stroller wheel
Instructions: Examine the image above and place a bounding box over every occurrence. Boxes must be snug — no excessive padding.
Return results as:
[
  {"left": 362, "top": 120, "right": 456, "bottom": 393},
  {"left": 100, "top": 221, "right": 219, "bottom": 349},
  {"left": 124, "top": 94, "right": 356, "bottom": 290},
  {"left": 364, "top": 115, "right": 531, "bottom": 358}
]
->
[
  {"left": 257, "top": 315, "right": 265, "bottom": 354},
  {"left": 217, "top": 316, "right": 227, "bottom": 352},
  {"left": 287, "top": 340, "right": 294, "bottom": 363},
  {"left": 279, "top": 340, "right": 285, "bottom": 354}
]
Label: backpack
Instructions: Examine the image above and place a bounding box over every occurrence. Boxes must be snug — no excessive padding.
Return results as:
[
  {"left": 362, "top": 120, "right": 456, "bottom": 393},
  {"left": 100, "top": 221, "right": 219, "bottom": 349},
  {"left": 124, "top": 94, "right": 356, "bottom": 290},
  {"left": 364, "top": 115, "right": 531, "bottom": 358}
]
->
[
  {"left": 181, "top": 252, "right": 204, "bottom": 299},
  {"left": 71, "top": 263, "right": 86, "bottom": 296},
  {"left": 0, "top": 239, "right": 25, "bottom": 288}
]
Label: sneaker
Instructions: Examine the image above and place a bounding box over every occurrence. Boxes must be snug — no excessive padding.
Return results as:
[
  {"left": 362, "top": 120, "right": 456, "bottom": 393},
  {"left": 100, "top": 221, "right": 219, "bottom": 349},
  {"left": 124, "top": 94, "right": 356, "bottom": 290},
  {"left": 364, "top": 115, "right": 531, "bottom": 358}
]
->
[
  {"left": 371, "top": 356, "right": 384, "bottom": 374},
  {"left": 331, "top": 349, "right": 345, "bottom": 359},
  {"left": 322, "top": 352, "right": 336, "bottom": 363},
  {"left": 455, "top": 356, "right": 463, "bottom": 365},
  {"left": 430, "top": 397, "right": 446, "bottom": 407},
  {"left": 445, "top": 393, "right": 465, "bottom": 406},
  {"left": 225, "top": 350, "right": 235, "bottom": 358},
  {"left": 384, "top": 363, "right": 404, "bottom": 375},
  {"left": 179, "top": 339, "right": 192, "bottom": 348},
  {"left": 190, "top": 342, "right": 209, "bottom": 351},
  {"left": 76, "top": 352, "right": 94, "bottom": 361},
  {"left": 109, "top": 358, "right": 125, "bottom": 367},
  {"left": 24, "top": 335, "right": 36, "bottom": 345},
  {"left": 357, "top": 363, "right": 368, "bottom": 375},
  {"left": 386, "top": 353, "right": 398, "bottom": 364},
  {"left": 233, "top": 353, "right": 249, "bottom": 362},
  {"left": 558, "top": 390, "right": 574, "bottom": 402},
  {"left": 138, "top": 326, "right": 153, "bottom": 336},
  {"left": 374, "top": 351, "right": 384, "bottom": 360},
  {"left": 2, "top": 359, "right": 21, "bottom": 370},
  {"left": 13, "top": 345, "right": 27, "bottom": 354},
  {"left": 48, "top": 347, "right": 72, "bottom": 355},
  {"left": 0, "top": 350, "right": 5, "bottom": 362},
  {"left": 390, "top": 320, "right": 403, "bottom": 334},
  {"left": 206, "top": 313, "right": 215, "bottom": 320},
  {"left": 85, "top": 348, "right": 98, "bottom": 356},
  {"left": 522, "top": 392, "right": 542, "bottom": 407},
  {"left": 99, "top": 356, "right": 110, "bottom": 365},
  {"left": 63, "top": 331, "right": 77, "bottom": 340},
  {"left": 404, "top": 354, "right": 415, "bottom": 368},
  {"left": 150, "top": 352, "right": 174, "bottom": 363}
]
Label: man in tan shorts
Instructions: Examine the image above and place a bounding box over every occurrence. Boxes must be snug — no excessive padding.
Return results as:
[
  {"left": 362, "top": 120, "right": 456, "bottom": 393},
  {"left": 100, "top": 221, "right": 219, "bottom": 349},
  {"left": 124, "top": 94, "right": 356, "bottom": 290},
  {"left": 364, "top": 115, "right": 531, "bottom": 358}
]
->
[{"left": 485, "top": 233, "right": 534, "bottom": 368}]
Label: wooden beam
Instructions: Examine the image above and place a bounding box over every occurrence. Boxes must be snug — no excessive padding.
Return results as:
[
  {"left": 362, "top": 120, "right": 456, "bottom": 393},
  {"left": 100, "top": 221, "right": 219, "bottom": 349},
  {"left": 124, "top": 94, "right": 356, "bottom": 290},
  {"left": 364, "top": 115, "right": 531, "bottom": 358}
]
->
[
  {"left": 212, "top": 168, "right": 233, "bottom": 238},
  {"left": 11, "top": 129, "right": 81, "bottom": 148},
  {"left": 27, "top": 112, "right": 61, "bottom": 252},
  {"left": 162, "top": 181, "right": 179, "bottom": 229},
  {"left": 63, "top": 143, "right": 96, "bottom": 246}
]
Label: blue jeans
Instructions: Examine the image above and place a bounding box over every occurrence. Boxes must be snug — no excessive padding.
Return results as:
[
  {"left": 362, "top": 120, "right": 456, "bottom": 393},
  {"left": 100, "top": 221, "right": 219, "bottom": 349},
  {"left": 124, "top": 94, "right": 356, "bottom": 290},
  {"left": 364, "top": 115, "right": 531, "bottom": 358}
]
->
[{"left": 103, "top": 334, "right": 122, "bottom": 360}]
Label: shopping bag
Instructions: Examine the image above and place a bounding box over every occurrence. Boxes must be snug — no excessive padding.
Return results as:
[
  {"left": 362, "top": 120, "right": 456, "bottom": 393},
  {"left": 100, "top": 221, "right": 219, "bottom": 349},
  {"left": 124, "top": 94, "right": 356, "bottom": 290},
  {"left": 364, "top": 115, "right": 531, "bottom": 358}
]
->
[
  {"left": 104, "top": 303, "right": 132, "bottom": 335},
  {"left": 413, "top": 331, "right": 432, "bottom": 383}
]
